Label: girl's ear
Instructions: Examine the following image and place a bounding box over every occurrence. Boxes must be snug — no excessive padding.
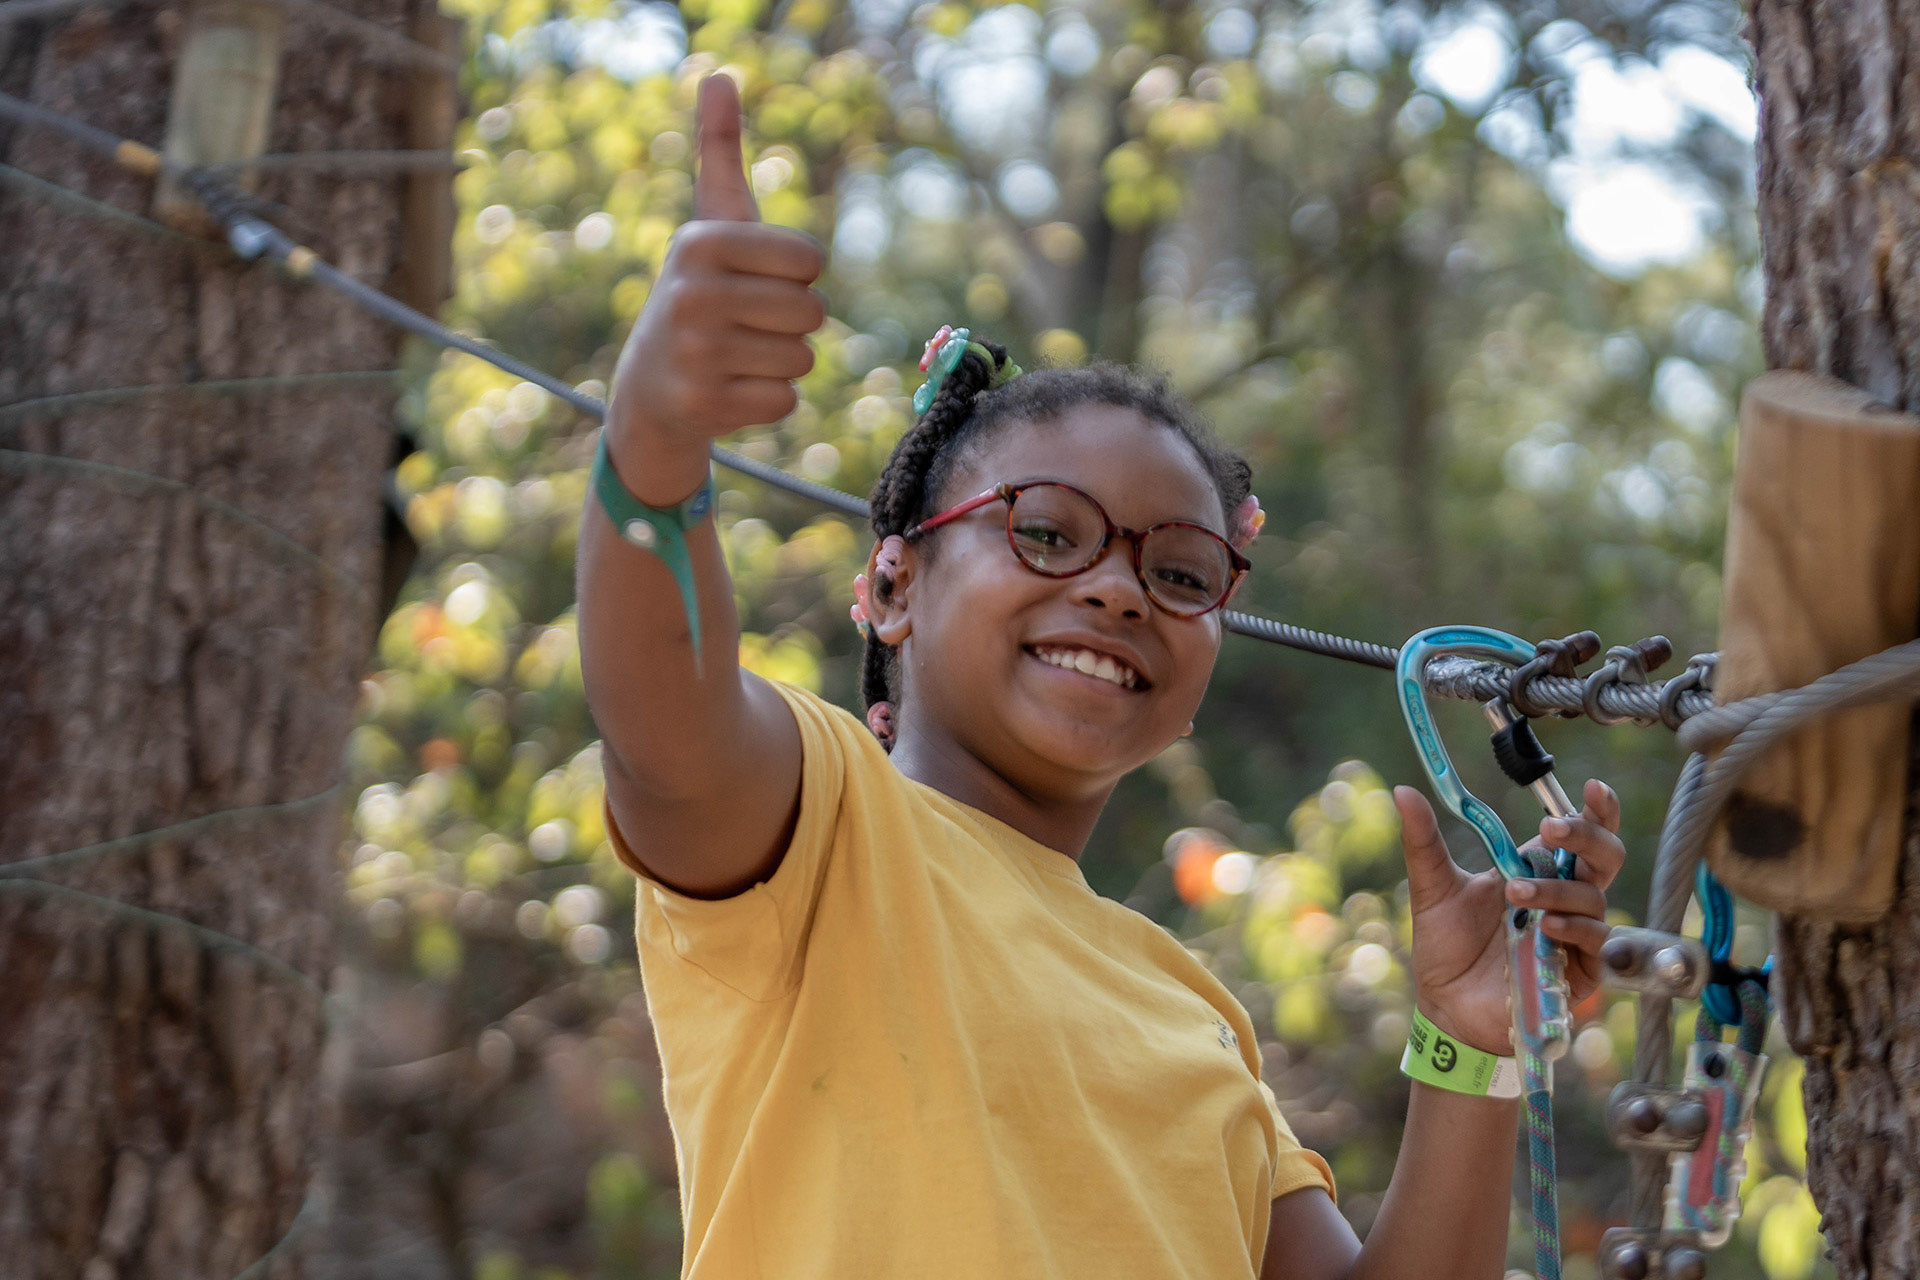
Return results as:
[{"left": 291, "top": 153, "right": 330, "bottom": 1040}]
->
[{"left": 866, "top": 534, "right": 915, "bottom": 647}]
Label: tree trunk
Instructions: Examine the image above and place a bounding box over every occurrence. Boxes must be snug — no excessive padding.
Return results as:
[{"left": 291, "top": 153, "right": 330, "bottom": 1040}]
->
[
  {"left": 0, "top": 3, "right": 441, "bottom": 1275},
  {"left": 1752, "top": 0, "right": 1920, "bottom": 1275}
]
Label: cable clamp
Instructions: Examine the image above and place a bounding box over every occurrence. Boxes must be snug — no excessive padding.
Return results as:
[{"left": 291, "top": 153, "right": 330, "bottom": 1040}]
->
[
  {"left": 1605, "top": 1081, "right": 1712, "bottom": 1152},
  {"left": 1509, "top": 630, "right": 1600, "bottom": 719},
  {"left": 1585, "top": 636, "right": 1673, "bottom": 726},
  {"left": 1599, "top": 926, "right": 1708, "bottom": 998}
]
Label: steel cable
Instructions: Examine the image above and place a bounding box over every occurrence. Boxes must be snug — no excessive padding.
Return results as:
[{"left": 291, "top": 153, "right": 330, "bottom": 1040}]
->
[
  {"left": 0, "top": 85, "right": 1749, "bottom": 726},
  {"left": 0, "top": 370, "right": 402, "bottom": 429}
]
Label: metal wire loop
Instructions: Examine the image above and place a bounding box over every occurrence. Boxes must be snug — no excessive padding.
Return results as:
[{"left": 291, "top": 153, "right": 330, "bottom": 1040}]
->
[
  {"left": 1584, "top": 639, "right": 1669, "bottom": 727},
  {"left": 1658, "top": 654, "right": 1718, "bottom": 731}
]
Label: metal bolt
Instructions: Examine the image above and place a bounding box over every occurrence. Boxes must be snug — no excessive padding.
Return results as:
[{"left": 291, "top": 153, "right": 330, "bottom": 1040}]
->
[
  {"left": 625, "top": 520, "right": 658, "bottom": 549},
  {"left": 1563, "top": 631, "right": 1603, "bottom": 666},
  {"left": 1630, "top": 635, "right": 1675, "bottom": 674},
  {"left": 1663, "top": 1246, "right": 1707, "bottom": 1280},
  {"left": 1665, "top": 1101, "right": 1710, "bottom": 1142},
  {"left": 1608, "top": 1240, "right": 1651, "bottom": 1280},
  {"left": 1603, "top": 934, "right": 1641, "bottom": 974},
  {"left": 1651, "top": 945, "right": 1694, "bottom": 987},
  {"left": 1624, "top": 1096, "right": 1663, "bottom": 1135}
]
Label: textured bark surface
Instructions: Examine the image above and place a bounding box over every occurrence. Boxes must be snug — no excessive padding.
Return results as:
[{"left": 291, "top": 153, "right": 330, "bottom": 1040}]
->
[
  {"left": 0, "top": 3, "right": 433, "bottom": 1275},
  {"left": 1752, "top": 0, "right": 1920, "bottom": 1275}
]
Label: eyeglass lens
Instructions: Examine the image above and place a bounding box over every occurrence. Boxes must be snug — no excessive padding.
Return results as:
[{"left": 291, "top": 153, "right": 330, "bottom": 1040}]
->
[{"left": 1006, "top": 484, "right": 1233, "bottom": 615}]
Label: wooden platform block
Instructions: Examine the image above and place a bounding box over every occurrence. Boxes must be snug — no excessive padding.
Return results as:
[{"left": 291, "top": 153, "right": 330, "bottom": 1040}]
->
[
  {"left": 154, "top": 0, "right": 285, "bottom": 233},
  {"left": 1708, "top": 371, "right": 1920, "bottom": 921}
]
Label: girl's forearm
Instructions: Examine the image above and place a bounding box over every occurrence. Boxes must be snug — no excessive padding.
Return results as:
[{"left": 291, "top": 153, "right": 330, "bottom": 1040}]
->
[{"left": 1348, "top": 1083, "right": 1519, "bottom": 1280}]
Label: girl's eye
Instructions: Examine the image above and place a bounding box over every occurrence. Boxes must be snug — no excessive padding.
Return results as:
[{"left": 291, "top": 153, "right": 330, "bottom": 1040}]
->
[
  {"left": 1151, "top": 564, "right": 1213, "bottom": 592},
  {"left": 1013, "top": 522, "right": 1074, "bottom": 548}
]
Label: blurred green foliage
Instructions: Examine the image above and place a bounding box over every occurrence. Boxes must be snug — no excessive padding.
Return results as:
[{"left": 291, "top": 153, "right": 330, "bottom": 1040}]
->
[{"left": 338, "top": 0, "right": 1829, "bottom": 1276}]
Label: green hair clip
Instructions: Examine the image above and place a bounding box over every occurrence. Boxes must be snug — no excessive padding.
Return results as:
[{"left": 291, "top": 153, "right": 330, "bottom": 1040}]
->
[{"left": 912, "top": 326, "right": 1022, "bottom": 416}]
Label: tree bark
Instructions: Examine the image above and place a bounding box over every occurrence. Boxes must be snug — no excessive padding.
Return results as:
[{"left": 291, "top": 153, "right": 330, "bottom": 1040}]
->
[
  {"left": 0, "top": 3, "right": 437, "bottom": 1275},
  {"left": 1752, "top": 0, "right": 1920, "bottom": 1275}
]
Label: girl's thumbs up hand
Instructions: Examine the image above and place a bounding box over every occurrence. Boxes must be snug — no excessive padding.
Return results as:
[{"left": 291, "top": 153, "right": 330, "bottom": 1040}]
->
[{"left": 606, "top": 74, "right": 826, "bottom": 506}]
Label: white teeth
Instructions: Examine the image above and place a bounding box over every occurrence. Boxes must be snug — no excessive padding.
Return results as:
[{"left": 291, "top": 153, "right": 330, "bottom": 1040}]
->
[{"left": 1033, "top": 646, "right": 1139, "bottom": 690}]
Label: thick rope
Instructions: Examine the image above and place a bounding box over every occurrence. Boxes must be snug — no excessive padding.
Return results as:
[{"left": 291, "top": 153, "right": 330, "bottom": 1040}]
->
[
  {"left": 1629, "top": 639, "right": 1920, "bottom": 1219},
  {"left": 1660, "top": 639, "right": 1920, "bottom": 892}
]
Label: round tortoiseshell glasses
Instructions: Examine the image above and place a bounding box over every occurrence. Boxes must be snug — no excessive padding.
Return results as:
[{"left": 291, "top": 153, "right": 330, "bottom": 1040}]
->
[{"left": 906, "top": 481, "right": 1249, "bottom": 618}]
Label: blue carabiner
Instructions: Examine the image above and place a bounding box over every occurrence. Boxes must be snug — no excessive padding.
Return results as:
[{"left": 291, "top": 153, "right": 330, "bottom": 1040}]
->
[
  {"left": 1398, "top": 626, "right": 1579, "bottom": 1280},
  {"left": 1395, "top": 626, "right": 1577, "bottom": 885}
]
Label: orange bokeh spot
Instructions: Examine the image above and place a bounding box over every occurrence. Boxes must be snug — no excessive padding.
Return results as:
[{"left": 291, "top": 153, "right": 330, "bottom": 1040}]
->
[
  {"left": 1173, "top": 840, "right": 1225, "bottom": 906},
  {"left": 412, "top": 603, "right": 447, "bottom": 646},
  {"left": 421, "top": 737, "right": 462, "bottom": 772}
]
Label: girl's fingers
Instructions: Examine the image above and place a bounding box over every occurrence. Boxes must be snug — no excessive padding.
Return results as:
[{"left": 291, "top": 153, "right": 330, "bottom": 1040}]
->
[
  {"left": 1538, "top": 911, "right": 1610, "bottom": 959},
  {"left": 1536, "top": 814, "right": 1626, "bottom": 889},
  {"left": 713, "top": 376, "right": 800, "bottom": 427},
  {"left": 722, "top": 330, "right": 817, "bottom": 380},
  {"left": 719, "top": 277, "right": 828, "bottom": 336},
  {"left": 1583, "top": 778, "right": 1622, "bottom": 832},
  {"left": 1505, "top": 877, "right": 1607, "bottom": 920}
]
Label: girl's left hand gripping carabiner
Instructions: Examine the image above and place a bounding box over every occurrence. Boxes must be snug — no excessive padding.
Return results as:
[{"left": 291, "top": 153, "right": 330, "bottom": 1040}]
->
[{"left": 1396, "top": 626, "right": 1578, "bottom": 1068}]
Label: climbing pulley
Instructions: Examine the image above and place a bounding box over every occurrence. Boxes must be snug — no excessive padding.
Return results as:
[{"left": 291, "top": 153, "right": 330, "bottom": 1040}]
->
[{"left": 1597, "top": 898, "right": 1771, "bottom": 1279}]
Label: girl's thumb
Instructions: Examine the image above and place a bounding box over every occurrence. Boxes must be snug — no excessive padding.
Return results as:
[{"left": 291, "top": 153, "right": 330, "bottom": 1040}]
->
[
  {"left": 693, "top": 74, "right": 760, "bottom": 223},
  {"left": 1393, "top": 786, "right": 1460, "bottom": 911}
]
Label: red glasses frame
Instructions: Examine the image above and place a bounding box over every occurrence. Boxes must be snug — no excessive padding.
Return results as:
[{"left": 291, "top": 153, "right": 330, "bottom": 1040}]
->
[{"left": 905, "top": 480, "right": 1250, "bottom": 618}]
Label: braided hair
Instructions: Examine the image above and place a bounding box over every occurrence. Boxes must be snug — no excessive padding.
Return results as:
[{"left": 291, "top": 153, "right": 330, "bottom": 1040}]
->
[{"left": 859, "top": 335, "right": 1254, "bottom": 750}]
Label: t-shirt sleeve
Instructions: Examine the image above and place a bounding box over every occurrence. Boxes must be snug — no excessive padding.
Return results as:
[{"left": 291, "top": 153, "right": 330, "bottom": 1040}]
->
[
  {"left": 604, "top": 680, "right": 859, "bottom": 1002},
  {"left": 1261, "top": 1080, "right": 1336, "bottom": 1202}
]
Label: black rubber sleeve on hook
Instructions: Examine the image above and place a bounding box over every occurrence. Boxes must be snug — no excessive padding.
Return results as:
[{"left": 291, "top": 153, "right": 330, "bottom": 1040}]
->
[{"left": 1490, "top": 717, "right": 1555, "bottom": 787}]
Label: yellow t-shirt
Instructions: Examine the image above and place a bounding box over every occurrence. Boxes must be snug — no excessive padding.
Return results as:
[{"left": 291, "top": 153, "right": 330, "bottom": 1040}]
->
[{"left": 608, "top": 682, "right": 1333, "bottom": 1279}]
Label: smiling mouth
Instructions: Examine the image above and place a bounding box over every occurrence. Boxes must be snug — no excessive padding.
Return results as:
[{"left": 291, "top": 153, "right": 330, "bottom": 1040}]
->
[{"left": 1026, "top": 644, "right": 1146, "bottom": 691}]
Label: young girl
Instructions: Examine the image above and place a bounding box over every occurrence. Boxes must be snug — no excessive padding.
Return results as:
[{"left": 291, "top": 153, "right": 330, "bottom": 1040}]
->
[{"left": 578, "top": 76, "right": 1626, "bottom": 1280}]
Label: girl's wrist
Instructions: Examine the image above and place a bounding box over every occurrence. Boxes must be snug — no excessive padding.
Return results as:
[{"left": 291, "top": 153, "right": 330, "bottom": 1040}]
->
[
  {"left": 604, "top": 404, "right": 713, "bottom": 509},
  {"left": 1414, "top": 997, "right": 1512, "bottom": 1058},
  {"left": 1403, "top": 1007, "right": 1523, "bottom": 1100}
]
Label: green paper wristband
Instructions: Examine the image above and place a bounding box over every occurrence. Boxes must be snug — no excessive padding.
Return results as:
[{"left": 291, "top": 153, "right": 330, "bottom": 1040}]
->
[
  {"left": 1400, "top": 1009, "right": 1522, "bottom": 1099},
  {"left": 592, "top": 430, "right": 715, "bottom": 673}
]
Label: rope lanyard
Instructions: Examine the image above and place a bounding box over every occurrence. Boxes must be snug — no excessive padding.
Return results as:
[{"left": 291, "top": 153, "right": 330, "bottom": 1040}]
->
[{"left": 1396, "top": 627, "right": 1578, "bottom": 1280}]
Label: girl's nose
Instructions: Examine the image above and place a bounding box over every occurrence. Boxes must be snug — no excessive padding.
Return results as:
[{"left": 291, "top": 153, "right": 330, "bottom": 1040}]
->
[{"left": 1069, "top": 540, "right": 1149, "bottom": 618}]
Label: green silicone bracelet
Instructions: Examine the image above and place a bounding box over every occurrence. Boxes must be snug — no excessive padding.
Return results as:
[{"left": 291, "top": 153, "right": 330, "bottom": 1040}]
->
[
  {"left": 593, "top": 430, "right": 715, "bottom": 673},
  {"left": 1400, "top": 1009, "right": 1522, "bottom": 1099}
]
